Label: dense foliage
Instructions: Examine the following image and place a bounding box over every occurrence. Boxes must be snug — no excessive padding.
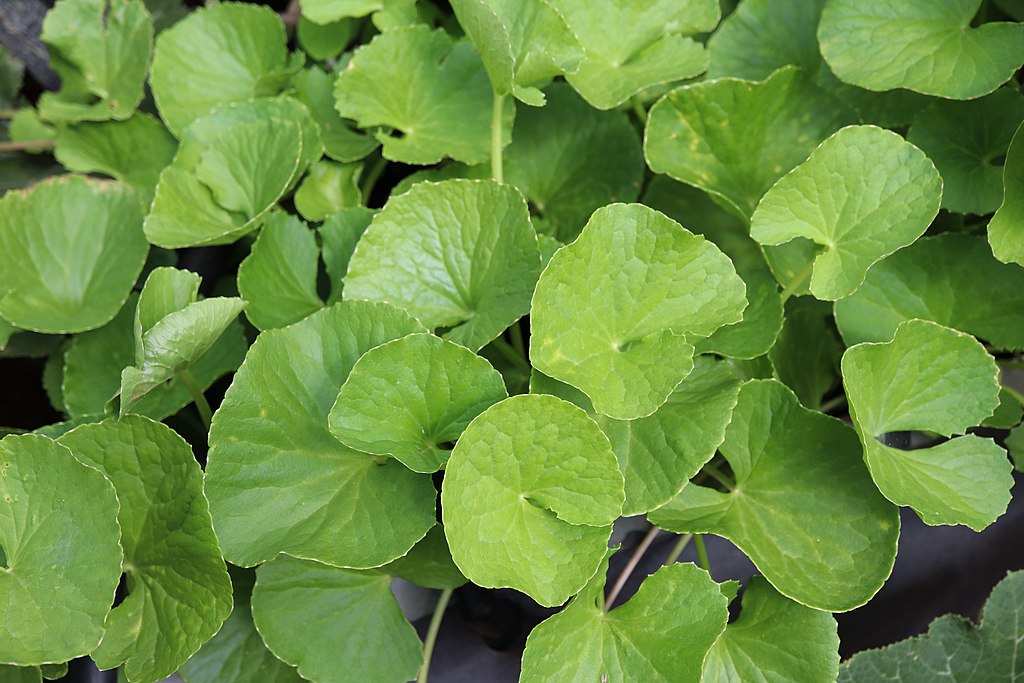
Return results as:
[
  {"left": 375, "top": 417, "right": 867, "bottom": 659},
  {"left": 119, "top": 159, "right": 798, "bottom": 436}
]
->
[{"left": 1, "top": 0, "right": 1023, "bottom": 681}]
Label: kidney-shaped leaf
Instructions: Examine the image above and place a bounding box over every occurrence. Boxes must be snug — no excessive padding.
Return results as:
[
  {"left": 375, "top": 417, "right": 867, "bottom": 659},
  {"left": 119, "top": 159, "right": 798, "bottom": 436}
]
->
[
  {"left": 843, "top": 319, "right": 1010, "bottom": 531},
  {"left": 58, "top": 417, "right": 232, "bottom": 683},
  {"left": 750, "top": 125, "right": 942, "bottom": 301},
  {"left": 0, "top": 175, "right": 147, "bottom": 334},
  {"left": 650, "top": 380, "right": 899, "bottom": 612},
  {"left": 442, "top": 394, "right": 624, "bottom": 607},
  {"left": 345, "top": 179, "right": 541, "bottom": 351},
  {"left": 530, "top": 203, "right": 746, "bottom": 419},
  {"left": 819, "top": 0, "right": 1024, "bottom": 100},
  {"left": 206, "top": 301, "right": 436, "bottom": 569},
  {"left": 990, "top": 122, "right": 1024, "bottom": 267},
  {"left": 0, "top": 434, "right": 122, "bottom": 665},
  {"left": 330, "top": 333, "right": 507, "bottom": 473}
]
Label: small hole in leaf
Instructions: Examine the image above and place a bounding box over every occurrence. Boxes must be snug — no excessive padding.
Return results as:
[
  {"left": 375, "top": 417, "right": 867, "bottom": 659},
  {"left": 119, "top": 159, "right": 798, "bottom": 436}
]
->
[
  {"left": 391, "top": 129, "right": 407, "bottom": 140},
  {"left": 877, "top": 431, "right": 913, "bottom": 450},
  {"left": 987, "top": 153, "right": 1007, "bottom": 166},
  {"left": 112, "top": 572, "right": 130, "bottom": 608},
  {"left": 436, "top": 440, "right": 456, "bottom": 451}
]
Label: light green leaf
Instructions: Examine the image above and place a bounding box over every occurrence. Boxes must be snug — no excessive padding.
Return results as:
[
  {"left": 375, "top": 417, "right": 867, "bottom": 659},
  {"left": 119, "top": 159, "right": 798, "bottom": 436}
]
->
[
  {"left": 150, "top": 3, "right": 304, "bottom": 136},
  {"left": 54, "top": 114, "right": 177, "bottom": 204},
  {"left": 768, "top": 297, "right": 841, "bottom": 409},
  {"left": 449, "top": 0, "right": 583, "bottom": 106},
  {"left": 8, "top": 109, "right": 55, "bottom": 152},
  {"left": 650, "top": 380, "right": 899, "bottom": 612},
  {"left": 645, "top": 67, "right": 857, "bottom": 220},
  {"left": 0, "top": 175, "right": 147, "bottom": 333},
  {"left": 134, "top": 267, "right": 200, "bottom": 356},
  {"left": 843, "top": 319, "right": 1011, "bottom": 531},
  {"left": 334, "top": 25, "right": 511, "bottom": 165},
  {"left": 330, "top": 333, "right": 507, "bottom": 473},
  {"left": 530, "top": 203, "right": 747, "bottom": 419},
  {"left": 345, "top": 179, "right": 541, "bottom": 351},
  {"left": 251, "top": 555, "right": 422, "bottom": 683},
  {"left": 38, "top": 0, "right": 153, "bottom": 122},
  {"left": 834, "top": 234, "right": 1024, "bottom": 352},
  {"left": 178, "top": 569, "right": 301, "bottom": 683},
  {"left": 370, "top": 0, "right": 422, "bottom": 30},
  {"left": 840, "top": 570, "right": 1024, "bottom": 682},
  {"left": 989, "top": 121, "right": 1024, "bottom": 266},
  {"left": 551, "top": 0, "right": 719, "bottom": 109},
  {"left": 58, "top": 417, "right": 232, "bottom": 683},
  {"left": 301, "top": 0, "right": 381, "bottom": 24},
  {"left": 819, "top": 0, "right": 1024, "bottom": 100},
  {"left": 907, "top": 90, "right": 1024, "bottom": 215},
  {"left": 441, "top": 394, "right": 624, "bottom": 606},
  {"left": 205, "top": 301, "right": 435, "bottom": 568},
  {"left": 0, "top": 434, "right": 122, "bottom": 665},
  {"left": 751, "top": 125, "right": 942, "bottom": 301},
  {"left": 294, "top": 159, "right": 362, "bottom": 221},
  {"left": 320, "top": 207, "right": 374, "bottom": 303},
  {"left": 520, "top": 554, "right": 728, "bottom": 682},
  {"left": 380, "top": 525, "right": 467, "bottom": 590},
  {"left": 702, "top": 576, "right": 839, "bottom": 683},
  {"left": 504, "top": 83, "right": 643, "bottom": 242},
  {"left": 297, "top": 16, "right": 355, "bottom": 60},
  {"left": 291, "top": 66, "right": 378, "bottom": 163}
]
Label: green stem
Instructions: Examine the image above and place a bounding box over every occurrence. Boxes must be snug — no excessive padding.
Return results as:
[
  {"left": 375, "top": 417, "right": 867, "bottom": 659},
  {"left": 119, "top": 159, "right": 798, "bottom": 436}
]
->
[
  {"left": 701, "top": 462, "right": 735, "bottom": 491},
  {"left": 178, "top": 368, "right": 213, "bottom": 431},
  {"left": 360, "top": 155, "right": 388, "bottom": 199},
  {"left": 509, "top": 320, "right": 526, "bottom": 358},
  {"left": 818, "top": 393, "right": 848, "bottom": 414},
  {"left": 604, "top": 525, "right": 660, "bottom": 611},
  {"left": 694, "top": 535, "right": 711, "bottom": 573},
  {"left": 779, "top": 260, "right": 814, "bottom": 303},
  {"left": 491, "top": 93, "right": 505, "bottom": 183},
  {"left": 0, "top": 139, "right": 54, "bottom": 152},
  {"left": 630, "top": 96, "right": 647, "bottom": 123},
  {"left": 418, "top": 588, "right": 453, "bottom": 683},
  {"left": 663, "top": 533, "right": 693, "bottom": 567},
  {"left": 490, "top": 338, "right": 529, "bottom": 370}
]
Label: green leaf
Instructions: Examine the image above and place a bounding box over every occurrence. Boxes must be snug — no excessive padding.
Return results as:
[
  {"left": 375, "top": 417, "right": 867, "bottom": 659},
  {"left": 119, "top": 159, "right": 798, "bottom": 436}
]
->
[
  {"left": 645, "top": 66, "right": 857, "bottom": 220},
  {"left": 150, "top": 2, "right": 304, "bottom": 136},
  {"left": 301, "top": 0, "right": 381, "bottom": 24},
  {"left": 0, "top": 666, "right": 41, "bottom": 683},
  {"left": 0, "top": 175, "right": 148, "bottom": 333},
  {"left": 54, "top": 113, "right": 177, "bottom": 204},
  {"left": 205, "top": 301, "right": 435, "bottom": 568},
  {"left": 251, "top": 555, "right": 422, "bottom": 683},
  {"left": 345, "top": 179, "right": 541, "bottom": 351},
  {"left": 819, "top": 0, "right": 1024, "bottom": 100},
  {"left": 840, "top": 570, "right": 1024, "bottom": 682},
  {"left": 449, "top": 0, "right": 583, "bottom": 106},
  {"left": 530, "top": 203, "right": 747, "bottom": 419},
  {"left": 1007, "top": 425, "right": 1024, "bottom": 472},
  {"left": 752, "top": 125, "right": 942, "bottom": 301},
  {"left": 330, "top": 333, "right": 507, "bottom": 473},
  {"left": 842, "top": 319, "right": 1011, "bottom": 531},
  {"left": 0, "top": 434, "right": 122, "bottom": 665},
  {"left": 334, "top": 25, "right": 511, "bottom": 165},
  {"left": 990, "top": 121, "right": 1024, "bottom": 266},
  {"left": 297, "top": 16, "right": 355, "bottom": 61},
  {"left": 907, "top": 90, "right": 1024, "bottom": 215},
  {"left": 38, "top": 0, "right": 153, "bottom": 122},
  {"left": 441, "top": 394, "right": 624, "bottom": 606},
  {"left": 293, "top": 159, "right": 362, "bottom": 222},
  {"left": 768, "top": 297, "right": 842, "bottom": 409},
  {"left": 58, "top": 417, "right": 232, "bottom": 683},
  {"left": 650, "top": 380, "right": 899, "bottom": 612},
  {"left": 520, "top": 554, "right": 728, "bottom": 682},
  {"left": 503, "top": 83, "right": 643, "bottom": 242},
  {"left": 379, "top": 525, "right": 467, "bottom": 590},
  {"left": 178, "top": 569, "right": 301, "bottom": 683},
  {"left": 0, "top": 46, "right": 24, "bottom": 110},
  {"left": 702, "top": 576, "right": 839, "bottom": 683},
  {"left": 834, "top": 234, "right": 1024, "bottom": 352},
  {"left": 8, "top": 109, "right": 56, "bottom": 152},
  {"left": 320, "top": 207, "right": 374, "bottom": 303},
  {"left": 551, "top": 0, "right": 719, "bottom": 109},
  {"left": 984, "top": 387, "right": 1023, "bottom": 429},
  {"left": 291, "top": 66, "right": 378, "bottom": 163}
]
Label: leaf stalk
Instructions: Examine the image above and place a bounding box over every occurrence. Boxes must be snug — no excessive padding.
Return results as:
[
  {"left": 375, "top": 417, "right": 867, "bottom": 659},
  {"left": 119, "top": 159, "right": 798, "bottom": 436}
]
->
[
  {"left": 491, "top": 93, "right": 505, "bottom": 184},
  {"left": 178, "top": 368, "right": 213, "bottom": 431},
  {"left": 604, "top": 525, "right": 660, "bottom": 611},
  {"left": 418, "top": 587, "right": 454, "bottom": 683}
]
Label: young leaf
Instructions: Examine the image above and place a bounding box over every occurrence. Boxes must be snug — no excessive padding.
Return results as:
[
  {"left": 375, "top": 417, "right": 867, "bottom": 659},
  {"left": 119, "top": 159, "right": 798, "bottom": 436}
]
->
[
  {"left": 293, "top": 159, "right": 362, "bottom": 222},
  {"left": 38, "top": 0, "right": 153, "bottom": 122},
  {"left": 989, "top": 121, "right": 1024, "bottom": 266},
  {"left": 0, "top": 434, "right": 122, "bottom": 665},
  {"left": 702, "top": 577, "right": 839, "bottom": 683},
  {"left": 840, "top": 570, "right": 1024, "bottom": 682},
  {"left": 550, "top": 0, "right": 719, "bottom": 109},
  {"left": 842, "top": 319, "right": 1011, "bottom": 531},
  {"left": 750, "top": 125, "right": 942, "bottom": 301},
  {"left": 58, "top": 417, "right": 232, "bottom": 683},
  {"left": 0, "top": 175, "right": 148, "bottom": 334},
  {"left": 907, "top": 89, "right": 1024, "bottom": 216},
  {"left": 150, "top": 3, "right": 304, "bottom": 136},
  {"left": 250, "top": 555, "right": 422, "bottom": 683},
  {"left": 819, "top": 0, "right": 1024, "bottom": 100},
  {"left": 650, "top": 380, "right": 899, "bottom": 612},
  {"left": 291, "top": 66, "right": 378, "bottom": 163},
  {"left": 645, "top": 67, "right": 857, "bottom": 220},
  {"left": 329, "top": 333, "right": 508, "bottom": 473},
  {"left": 520, "top": 554, "right": 729, "bottom": 682},
  {"left": 345, "top": 179, "right": 541, "bottom": 351},
  {"left": 205, "top": 301, "right": 436, "bottom": 569},
  {"left": 834, "top": 234, "right": 1024, "bottom": 351},
  {"left": 441, "top": 394, "right": 624, "bottom": 607},
  {"left": 530, "top": 203, "right": 747, "bottom": 419},
  {"left": 334, "top": 26, "right": 510, "bottom": 165}
]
